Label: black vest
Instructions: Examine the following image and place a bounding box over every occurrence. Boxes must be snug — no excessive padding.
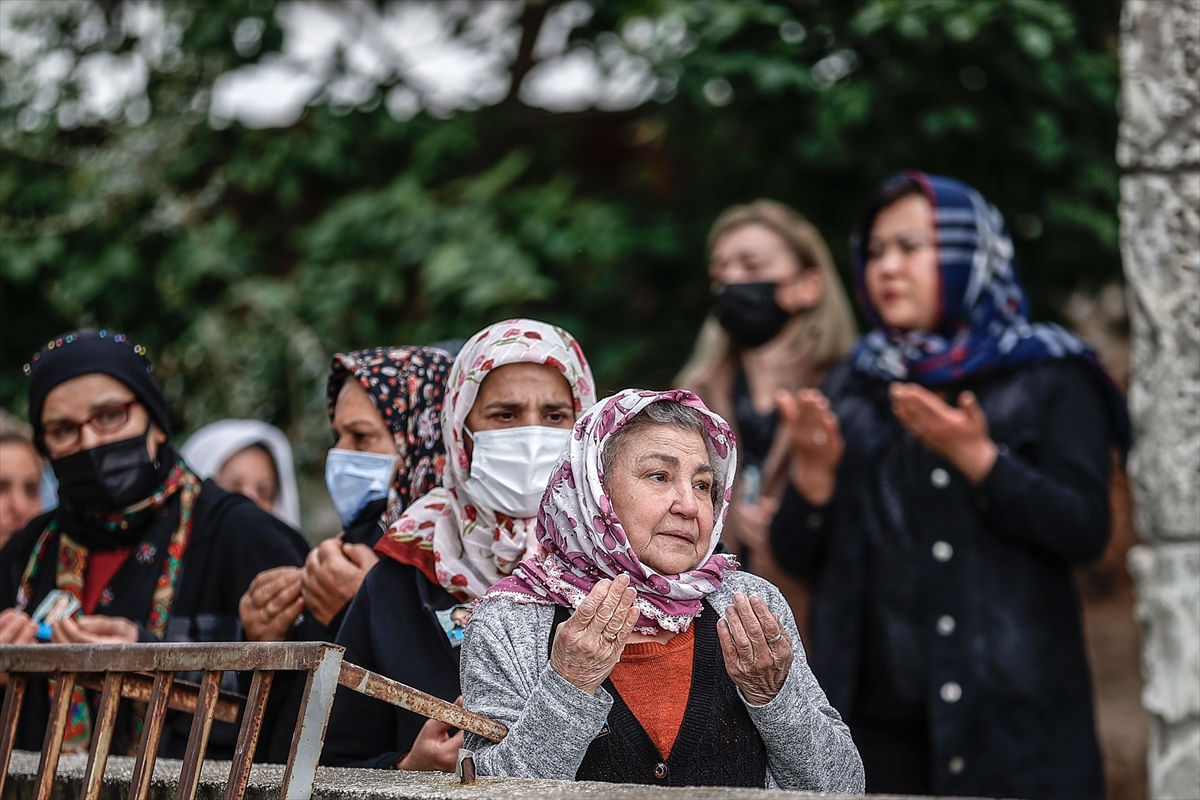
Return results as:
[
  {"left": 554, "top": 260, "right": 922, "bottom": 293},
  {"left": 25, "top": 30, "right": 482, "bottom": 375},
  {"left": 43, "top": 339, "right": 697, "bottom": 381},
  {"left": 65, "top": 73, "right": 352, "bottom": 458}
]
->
[{"left": 549, "top": 601, "right": 769, "bottom": 787}]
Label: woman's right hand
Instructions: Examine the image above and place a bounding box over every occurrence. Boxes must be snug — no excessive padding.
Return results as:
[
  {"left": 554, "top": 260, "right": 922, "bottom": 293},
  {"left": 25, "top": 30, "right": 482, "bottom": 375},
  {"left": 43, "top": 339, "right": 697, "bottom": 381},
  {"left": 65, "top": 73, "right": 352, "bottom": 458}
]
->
[
  {"left": 0, "top": 608, "right": 36, "bottom": 644},
  {"left": 1, "top": 609, "right": 37, "bottom": 685},
  {"left": 550, "top": 573, "right": 640, "bottom": 695},
  {"left": 239, "top": 566, "right": 305, "bottom": 642},
  {"left": 397, "top": 697, "right": 465, "bottom": 772},
  {"left": 777, "top": 389, "right": 844, "bottom": 506}
]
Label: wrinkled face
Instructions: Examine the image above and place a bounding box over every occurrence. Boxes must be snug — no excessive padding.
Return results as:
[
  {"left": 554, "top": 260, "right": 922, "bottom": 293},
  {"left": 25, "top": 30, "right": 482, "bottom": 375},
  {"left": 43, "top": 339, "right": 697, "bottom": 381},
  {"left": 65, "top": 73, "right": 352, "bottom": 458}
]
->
[
  {"left": 607, "top": 424, "right": 716, "bottom": 576},
  {"left": 332, "top": 379, "right": 396, "bottom": 456},
  {"left": 709, "top": 223, "right": 819, "bottom": 315},
  {"left": 216, "top": 445, "right": 279, "bottom": 515},
  {"left": 40, "top": 373, "right": 166, "bottom": 460},
  {"left": 463, "top": 362, "right": 575, "bottom": 461},
  {"left": 865, "top": 193, "right": 941, "bottom": 332},
  {"left": 0, "top": 440, "right": 43, "bottom": 546}
]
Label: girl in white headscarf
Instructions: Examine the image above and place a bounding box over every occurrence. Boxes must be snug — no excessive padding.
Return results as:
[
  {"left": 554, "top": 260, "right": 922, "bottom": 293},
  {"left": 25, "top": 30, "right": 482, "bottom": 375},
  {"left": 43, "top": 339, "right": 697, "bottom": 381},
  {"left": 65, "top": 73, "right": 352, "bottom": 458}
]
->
[{"left": 181, "top": 420, "right": 301, "bottom": 529}]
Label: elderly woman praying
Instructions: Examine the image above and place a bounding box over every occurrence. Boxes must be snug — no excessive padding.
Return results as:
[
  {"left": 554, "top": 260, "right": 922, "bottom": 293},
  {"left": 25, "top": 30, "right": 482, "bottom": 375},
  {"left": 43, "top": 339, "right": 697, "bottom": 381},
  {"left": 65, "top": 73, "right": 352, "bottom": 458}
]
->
[{"left": 461, "top": 389, "right": 863, "bottom": 791}]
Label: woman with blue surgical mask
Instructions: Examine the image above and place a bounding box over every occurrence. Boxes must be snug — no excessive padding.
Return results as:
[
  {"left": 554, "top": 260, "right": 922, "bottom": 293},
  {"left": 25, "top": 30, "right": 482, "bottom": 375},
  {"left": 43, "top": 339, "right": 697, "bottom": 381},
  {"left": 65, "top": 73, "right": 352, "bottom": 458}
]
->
[
  {"left": 323, "top": 318, "right": 595, "bottom": 772},
  {"left": 238, "top": 346, "right": 451, "bottom": 644}
]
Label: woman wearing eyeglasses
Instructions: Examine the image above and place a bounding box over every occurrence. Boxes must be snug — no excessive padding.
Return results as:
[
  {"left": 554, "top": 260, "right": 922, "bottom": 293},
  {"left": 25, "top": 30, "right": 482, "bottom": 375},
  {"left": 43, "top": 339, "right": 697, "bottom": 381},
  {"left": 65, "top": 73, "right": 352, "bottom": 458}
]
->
[{"left": 0, "top": 329, "right": 310, "bottom": 760}]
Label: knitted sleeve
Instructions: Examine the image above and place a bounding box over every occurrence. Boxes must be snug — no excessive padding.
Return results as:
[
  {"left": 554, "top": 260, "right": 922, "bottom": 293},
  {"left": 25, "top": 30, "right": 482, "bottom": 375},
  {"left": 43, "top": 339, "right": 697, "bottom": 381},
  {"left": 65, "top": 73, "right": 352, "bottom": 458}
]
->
[
  {"left": 461, "top": 598, "right": 612, "bottom": 779},
  {"left": 715, "top": 571, "right": 866, "bottom": 793}
]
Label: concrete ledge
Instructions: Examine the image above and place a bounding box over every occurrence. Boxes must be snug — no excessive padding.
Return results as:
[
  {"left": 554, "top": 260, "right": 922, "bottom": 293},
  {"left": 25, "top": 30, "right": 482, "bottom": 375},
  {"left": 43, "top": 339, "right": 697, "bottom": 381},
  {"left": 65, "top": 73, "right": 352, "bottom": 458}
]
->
[{"left": 2, "top": 750, "right": 926, "bottom": 800}]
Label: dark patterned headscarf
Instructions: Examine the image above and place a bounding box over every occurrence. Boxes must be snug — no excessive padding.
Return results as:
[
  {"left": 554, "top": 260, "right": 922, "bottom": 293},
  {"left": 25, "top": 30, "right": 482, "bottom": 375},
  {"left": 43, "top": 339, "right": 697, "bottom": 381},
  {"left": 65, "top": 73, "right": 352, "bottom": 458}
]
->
[{"left": 326, "top": 346, "right": 453, "bottom": 525}]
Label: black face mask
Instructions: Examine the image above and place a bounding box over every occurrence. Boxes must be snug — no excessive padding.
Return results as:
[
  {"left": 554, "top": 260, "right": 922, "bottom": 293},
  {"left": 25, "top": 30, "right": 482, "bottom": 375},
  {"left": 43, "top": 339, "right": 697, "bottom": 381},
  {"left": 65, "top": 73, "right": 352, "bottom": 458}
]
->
[
  {"left": 713, "top": 282, "right": 791, "bottom": 347},
  {"left": 51, "top": 428, "right": 161, "bottom": 513}
]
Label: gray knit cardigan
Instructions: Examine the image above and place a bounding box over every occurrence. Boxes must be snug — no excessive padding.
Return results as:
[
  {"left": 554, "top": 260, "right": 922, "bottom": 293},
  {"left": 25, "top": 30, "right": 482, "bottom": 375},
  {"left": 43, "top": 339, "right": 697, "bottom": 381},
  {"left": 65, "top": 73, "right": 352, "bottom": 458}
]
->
[{"left": 460, "top": 570, "right": 865, "bottom": 792}]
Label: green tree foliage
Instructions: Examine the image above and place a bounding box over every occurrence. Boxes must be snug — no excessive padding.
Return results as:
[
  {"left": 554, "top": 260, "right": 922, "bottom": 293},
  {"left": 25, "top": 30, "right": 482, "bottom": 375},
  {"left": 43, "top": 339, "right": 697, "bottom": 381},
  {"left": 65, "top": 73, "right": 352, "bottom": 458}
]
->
[{"left": 1, "top": 0, "right": 1121, "bottom": 471}]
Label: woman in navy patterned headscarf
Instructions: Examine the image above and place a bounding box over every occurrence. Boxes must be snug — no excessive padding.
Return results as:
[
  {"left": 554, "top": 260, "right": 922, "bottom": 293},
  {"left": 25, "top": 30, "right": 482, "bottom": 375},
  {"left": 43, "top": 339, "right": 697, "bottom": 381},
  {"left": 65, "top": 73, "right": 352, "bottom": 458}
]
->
[{"left": 768, "top": 173, "right": 1128, "bottom": 800}]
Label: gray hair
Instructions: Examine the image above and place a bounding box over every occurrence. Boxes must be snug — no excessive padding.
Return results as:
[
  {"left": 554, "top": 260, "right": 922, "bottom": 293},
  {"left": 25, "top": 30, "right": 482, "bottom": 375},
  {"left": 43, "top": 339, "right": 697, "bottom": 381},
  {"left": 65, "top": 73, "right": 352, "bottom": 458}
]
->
[{"left": 600, "top": 401, "right": 721, "bottom": 504}]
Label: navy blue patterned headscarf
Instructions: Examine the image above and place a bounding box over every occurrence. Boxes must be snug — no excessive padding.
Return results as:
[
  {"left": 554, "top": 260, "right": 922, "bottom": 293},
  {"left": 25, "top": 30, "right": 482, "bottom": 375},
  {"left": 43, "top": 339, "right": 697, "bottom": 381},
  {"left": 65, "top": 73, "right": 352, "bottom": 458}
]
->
[{"left": 850, "top": 171, "right": 1130, "bottom": 454}]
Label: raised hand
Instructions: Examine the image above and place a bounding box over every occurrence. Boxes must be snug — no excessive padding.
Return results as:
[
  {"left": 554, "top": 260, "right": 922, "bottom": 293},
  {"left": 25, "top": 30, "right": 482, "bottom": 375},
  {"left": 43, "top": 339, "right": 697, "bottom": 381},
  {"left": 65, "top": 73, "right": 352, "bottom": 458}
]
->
[
  {"left": 718, "top": 592, "right": 793, "bottom": 706},
  {"left": 240, "top": 565, "right": 305, "bottom": 641},
  {"left": 777, "top": 388, "right": 844, "bottom": 505},
  {"left": 549, "top": 573, "right": 640, "bottom": 695},
  {"left": 301, "top": 539, "right": 380, "bottom": 626},
  {"left": 889, "top": 384, "right": 997, "bottom": 483}
]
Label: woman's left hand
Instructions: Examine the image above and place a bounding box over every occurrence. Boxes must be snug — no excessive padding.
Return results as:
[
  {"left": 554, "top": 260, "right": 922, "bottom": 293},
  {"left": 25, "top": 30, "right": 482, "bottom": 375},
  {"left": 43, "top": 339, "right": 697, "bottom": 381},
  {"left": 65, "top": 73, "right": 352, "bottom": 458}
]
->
[
  {"left": 51, "top": 615, "right": 139, "bottom": 644},
  {"left": 718, "top": 592, "right": 793, "bottom": 706},
  {"left": 889, "top": 384, "right": 998, "bottom": 483}
]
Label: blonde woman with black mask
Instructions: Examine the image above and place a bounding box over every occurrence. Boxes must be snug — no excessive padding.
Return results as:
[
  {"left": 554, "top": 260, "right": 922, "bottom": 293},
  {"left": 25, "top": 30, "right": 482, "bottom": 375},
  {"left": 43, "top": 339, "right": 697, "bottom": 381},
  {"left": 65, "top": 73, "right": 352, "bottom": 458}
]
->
[{"left": 676, "top": 201, "right": 855, "bottom": 620}]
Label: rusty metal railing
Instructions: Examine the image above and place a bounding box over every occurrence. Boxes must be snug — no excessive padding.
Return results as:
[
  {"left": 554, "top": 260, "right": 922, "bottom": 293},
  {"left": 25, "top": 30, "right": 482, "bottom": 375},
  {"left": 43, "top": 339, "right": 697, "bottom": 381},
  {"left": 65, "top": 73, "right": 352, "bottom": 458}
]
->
[{"left": 0, "top": 642, "right": 507, "bottom": 800}]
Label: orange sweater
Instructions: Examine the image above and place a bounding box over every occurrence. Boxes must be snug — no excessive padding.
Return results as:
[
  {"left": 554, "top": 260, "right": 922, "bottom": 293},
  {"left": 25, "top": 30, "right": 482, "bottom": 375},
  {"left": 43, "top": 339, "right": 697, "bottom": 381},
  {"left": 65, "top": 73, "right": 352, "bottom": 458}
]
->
[{"left": 608, "top": 627, "right": 695, "bottom": 759}]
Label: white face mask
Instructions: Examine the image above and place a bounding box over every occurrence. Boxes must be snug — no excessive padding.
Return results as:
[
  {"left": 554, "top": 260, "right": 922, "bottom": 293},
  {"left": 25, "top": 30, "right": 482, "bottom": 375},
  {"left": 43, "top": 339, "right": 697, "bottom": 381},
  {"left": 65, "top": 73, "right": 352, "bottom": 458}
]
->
[
  {"left": 464, "top": 425, "right": 571, "bottom": 519},
  {"left": 325, "top": 448, "right": 398, "bottom": 527}
]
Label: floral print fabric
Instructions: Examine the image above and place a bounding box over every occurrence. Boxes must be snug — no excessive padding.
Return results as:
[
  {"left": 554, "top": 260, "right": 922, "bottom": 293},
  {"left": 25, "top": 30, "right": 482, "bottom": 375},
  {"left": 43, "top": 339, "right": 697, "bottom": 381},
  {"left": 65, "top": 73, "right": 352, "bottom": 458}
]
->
[
  {"left": 327, "top": 346, "right": 453, "bottom": 525},
  {"left": 17, "top": 461, "right": 199, "bottom": 753},
  {"left": 486, "top": 388, "right": 739, "bottom": 635},
  {"left": 375, "top": 319, "right": 596, "bottom": 601}
]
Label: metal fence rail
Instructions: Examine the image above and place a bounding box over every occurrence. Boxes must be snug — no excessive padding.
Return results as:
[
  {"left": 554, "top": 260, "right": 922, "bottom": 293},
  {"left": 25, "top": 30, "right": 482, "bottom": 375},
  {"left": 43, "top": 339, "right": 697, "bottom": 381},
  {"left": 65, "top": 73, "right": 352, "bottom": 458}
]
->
[{"left": 0, "top": 642, "right": 507, "bottom": 800}]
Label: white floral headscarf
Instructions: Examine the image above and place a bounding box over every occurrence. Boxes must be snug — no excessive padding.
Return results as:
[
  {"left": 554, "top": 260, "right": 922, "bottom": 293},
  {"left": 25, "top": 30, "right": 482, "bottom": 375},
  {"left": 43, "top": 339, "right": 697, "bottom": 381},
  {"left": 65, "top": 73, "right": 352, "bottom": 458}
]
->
[
  {"left": 375, "top": 319, "right": 596, "bottom": 600},
  {"left": 486, "top": 388, "right": 739, "bottom": 634}
]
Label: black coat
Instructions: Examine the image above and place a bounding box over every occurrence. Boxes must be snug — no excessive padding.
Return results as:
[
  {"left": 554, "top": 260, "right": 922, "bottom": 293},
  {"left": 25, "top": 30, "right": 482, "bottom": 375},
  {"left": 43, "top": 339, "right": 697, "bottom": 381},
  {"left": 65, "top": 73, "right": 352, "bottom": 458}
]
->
[
  {"left": 0, "top": 479, "right": 310, "bottom": 759},
  {"left": 320, "top": 558, "right": 463, "bottom": 769},
  {"left": 770, "top": 358, "right": 1111, "bottom": 800},
  {"left": 255, "top": 497, "right": 389, "bottom": 764}
]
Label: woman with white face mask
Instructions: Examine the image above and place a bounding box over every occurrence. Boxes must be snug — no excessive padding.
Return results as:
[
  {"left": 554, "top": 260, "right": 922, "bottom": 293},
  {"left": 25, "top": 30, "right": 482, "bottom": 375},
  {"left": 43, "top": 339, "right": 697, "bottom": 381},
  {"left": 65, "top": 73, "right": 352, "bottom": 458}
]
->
[{"left": 323, "top": 319, "right": 595, "bottom": 772}]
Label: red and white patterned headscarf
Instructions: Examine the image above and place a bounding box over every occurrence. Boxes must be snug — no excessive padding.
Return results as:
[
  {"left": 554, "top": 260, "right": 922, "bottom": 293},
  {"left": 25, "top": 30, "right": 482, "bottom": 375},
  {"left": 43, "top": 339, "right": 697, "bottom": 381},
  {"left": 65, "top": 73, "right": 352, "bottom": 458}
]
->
[
  {"left": 375, "top": 319, "right": 595, "bottom": 600},
  {"left": 486, "top": 388, "right": 739, "bottom": 634}
]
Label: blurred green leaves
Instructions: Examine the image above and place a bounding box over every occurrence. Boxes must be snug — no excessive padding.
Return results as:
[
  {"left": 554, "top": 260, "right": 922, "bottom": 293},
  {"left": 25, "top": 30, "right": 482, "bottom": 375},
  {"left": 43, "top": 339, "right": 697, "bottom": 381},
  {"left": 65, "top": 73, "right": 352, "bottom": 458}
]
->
[{"left": 1, "top": 0, "right": 1122, "bottom": 479}]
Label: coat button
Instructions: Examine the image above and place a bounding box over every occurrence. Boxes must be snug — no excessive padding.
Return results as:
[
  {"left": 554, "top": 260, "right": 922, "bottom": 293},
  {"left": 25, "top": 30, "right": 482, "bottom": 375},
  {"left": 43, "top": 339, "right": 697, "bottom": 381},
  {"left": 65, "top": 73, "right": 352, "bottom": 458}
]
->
[
  {"left": 937, "top": 615, "right": 956, "bottom": 636},
  {"left": 806, "top": 512, "right": 823, "bottom": 530},
  {"left": 940, "top": 681, "right": 962, "bottom": 703},
  {"left": 653, "top": 762, "right": 669, "bottom": 780},
  {"left": 932, "top": 541, "right": 954, "bottom": 562},
  {"left": 931, "top": 468, "right": 950, "bottom": 488},
  {"left": 949, "top": 756, "right": 966, "bottom": 774}
]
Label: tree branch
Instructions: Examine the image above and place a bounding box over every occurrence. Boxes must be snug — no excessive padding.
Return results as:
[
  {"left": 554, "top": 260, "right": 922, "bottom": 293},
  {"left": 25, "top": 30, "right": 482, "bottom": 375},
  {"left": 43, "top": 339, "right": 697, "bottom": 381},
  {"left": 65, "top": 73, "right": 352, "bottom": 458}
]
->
[{"left": 505, "top": 0, "right": 550, "bottom": 104}]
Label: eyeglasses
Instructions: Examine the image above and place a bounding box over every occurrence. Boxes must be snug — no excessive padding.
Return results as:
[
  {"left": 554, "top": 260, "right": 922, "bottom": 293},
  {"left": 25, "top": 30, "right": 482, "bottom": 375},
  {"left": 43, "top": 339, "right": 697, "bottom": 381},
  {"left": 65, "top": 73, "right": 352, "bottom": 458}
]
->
[{"left": 42, "top": 400, "right": 140, "bottom": 452}]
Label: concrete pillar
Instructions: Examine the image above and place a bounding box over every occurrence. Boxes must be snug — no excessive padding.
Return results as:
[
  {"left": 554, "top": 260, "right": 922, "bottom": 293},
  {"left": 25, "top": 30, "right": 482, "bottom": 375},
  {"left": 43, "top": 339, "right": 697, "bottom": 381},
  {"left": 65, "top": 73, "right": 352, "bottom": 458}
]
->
[{"left": 1118, "top": 2, "right": 1200, "bottom": 799}]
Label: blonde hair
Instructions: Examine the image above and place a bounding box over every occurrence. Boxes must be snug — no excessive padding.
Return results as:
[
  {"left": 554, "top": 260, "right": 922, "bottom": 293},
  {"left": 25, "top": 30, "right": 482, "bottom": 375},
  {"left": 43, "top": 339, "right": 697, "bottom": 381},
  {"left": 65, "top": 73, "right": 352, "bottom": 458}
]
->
[
  {"left": 0, "top": 409, "right": 35, "bottom": 446},
  {"left": 0, "top": 408, "right": 42, "bottom": 471},
  {"left": 676, "top": 200, "right": 857, "bottom": 388}
]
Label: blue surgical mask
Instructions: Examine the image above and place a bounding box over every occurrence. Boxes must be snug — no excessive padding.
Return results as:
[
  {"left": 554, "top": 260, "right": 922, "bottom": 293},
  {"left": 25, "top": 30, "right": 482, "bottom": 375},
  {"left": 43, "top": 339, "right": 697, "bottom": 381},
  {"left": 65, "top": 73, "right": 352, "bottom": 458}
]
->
[{"left": 324, "top": 448, "right": 398, "bottom": 527}]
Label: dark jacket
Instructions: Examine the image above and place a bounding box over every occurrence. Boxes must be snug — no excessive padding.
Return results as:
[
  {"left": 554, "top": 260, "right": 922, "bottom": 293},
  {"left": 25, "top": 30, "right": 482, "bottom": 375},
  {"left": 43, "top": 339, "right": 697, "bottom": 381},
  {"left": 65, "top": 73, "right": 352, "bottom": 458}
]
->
[
  {"left": 770, "top": 358, "right": 1111, "bottom": 800},
  {"left": 0, "top": 478, "right": 310, "bottom": 759},
  {"left": 320, "top": 558, "right": 463, "bottom": 769},
  {"left": 255, "top": 497, "right": 390, "bottom": 763}
]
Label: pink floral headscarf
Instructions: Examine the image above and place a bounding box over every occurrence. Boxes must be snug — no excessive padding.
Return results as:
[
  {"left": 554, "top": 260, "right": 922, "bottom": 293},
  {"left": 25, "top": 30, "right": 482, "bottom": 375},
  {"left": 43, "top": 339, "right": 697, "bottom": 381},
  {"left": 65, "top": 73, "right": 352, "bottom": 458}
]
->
[
  {"left": 375, "top": 319, "right": 596, "bottom": 600},
  {"left": 486, "top": 388, "right": 740, "bottom": 634}
]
